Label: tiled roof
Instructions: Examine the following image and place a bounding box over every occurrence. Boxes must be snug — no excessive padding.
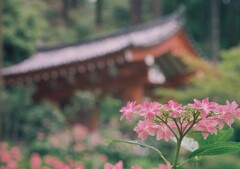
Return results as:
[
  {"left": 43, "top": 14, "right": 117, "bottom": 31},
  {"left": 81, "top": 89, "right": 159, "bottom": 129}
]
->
[{"left": 2, "top": 8, "right": 184, "bottom": 76}]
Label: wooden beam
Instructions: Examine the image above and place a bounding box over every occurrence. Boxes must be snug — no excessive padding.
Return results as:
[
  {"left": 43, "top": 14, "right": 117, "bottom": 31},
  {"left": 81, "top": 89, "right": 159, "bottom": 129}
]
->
[
  {"left": 32, "top": 61, "right": 147, "bottom": 103},
  {"left": 130, "top": 30, "right": 199, "bottom": 61}
]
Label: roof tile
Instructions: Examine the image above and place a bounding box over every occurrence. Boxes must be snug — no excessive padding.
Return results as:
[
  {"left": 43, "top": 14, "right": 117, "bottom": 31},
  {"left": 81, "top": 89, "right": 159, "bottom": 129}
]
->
[{"left": 2, "top": 8, "right": 184, "bottom": 76}]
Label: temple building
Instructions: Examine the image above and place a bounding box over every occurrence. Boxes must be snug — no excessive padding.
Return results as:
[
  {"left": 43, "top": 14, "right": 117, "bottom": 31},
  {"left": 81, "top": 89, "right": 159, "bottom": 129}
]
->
[{"left": 2, "top": 9, "right": 202, "bottom": 129}]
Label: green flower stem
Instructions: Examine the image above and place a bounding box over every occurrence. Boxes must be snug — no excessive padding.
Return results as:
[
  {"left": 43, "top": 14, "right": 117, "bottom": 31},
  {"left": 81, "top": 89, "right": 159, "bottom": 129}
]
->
[
  {"left": 177, "top": 158, "right": 192, "bottom": 168},
  {"left": 110, "top": 139, "right": 169, "bottom": 164},
  {"left": 183, "top": 113, "right": 200, "bottom": 137},
  {"left": 172, "top": 137, "right": 183, "bottom": 169},
  {"left": 173, "top": 118, "right": 181, "bottom": 134},
  {"left": 195, "top": 157, "right": 200, "bottom": 169},
  {"left": 172, "top": 112, "right": 200, "bottom": 168},
  {"left": 176, "top": 156, "right": 199, "bottom": 168},
  {"left": 157, "top": 116, "right": 179, "bottom": 139}
]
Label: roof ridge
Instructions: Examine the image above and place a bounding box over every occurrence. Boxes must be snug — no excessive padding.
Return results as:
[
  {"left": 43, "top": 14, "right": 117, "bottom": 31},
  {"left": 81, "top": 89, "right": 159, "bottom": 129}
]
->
[{"left": 2, "top": 7, "right": 186, "bottom": 77}]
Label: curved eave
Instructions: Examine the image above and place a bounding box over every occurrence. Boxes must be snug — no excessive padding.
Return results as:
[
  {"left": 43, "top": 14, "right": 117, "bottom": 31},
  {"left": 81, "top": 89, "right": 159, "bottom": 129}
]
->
[{"left": 2, "top": 9, "right": 184, "bottom": 77}]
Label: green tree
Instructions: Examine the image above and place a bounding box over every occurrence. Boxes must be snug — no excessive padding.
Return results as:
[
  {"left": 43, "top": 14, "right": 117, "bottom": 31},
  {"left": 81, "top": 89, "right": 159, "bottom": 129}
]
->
[
  {"left": 155, "top": 46, "right": 240, "bottom": 104},
  {"left": 63, "top": 90, "right": 96, "bottom": 124},
  {"left": 3, "top": 0, "right": 46, "bottom": 65},
  {"left": 2, "top": 85, "right": 65, "bottom": 141}
]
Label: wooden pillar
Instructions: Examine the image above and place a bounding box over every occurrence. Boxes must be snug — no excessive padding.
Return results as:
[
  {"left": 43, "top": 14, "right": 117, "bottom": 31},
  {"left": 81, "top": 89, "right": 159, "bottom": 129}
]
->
[
  {"left": 123, "top": 84, "right": 144, "bottom": 103},
  {"left": 90, "top": 106, "right": 98, "bottom": 131}
]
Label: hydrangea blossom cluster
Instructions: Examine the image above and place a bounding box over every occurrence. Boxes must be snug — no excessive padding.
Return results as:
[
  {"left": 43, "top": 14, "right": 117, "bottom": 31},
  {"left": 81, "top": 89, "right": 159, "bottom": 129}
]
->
[
  {"left": 120, "top": 98, "right": 240, "bottom": 141},
  {"left": 0, "top": 142, "right": 85, "bottom": 169},
  {"left": 104, "top": 161, "right": 171, "bottom": 169}
]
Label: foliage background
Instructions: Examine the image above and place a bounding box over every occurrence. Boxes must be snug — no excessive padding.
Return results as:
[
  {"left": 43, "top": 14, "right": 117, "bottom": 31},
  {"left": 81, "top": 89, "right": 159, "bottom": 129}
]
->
[{"left": 1, "top": 0, "right": 240, "bottom": 168}]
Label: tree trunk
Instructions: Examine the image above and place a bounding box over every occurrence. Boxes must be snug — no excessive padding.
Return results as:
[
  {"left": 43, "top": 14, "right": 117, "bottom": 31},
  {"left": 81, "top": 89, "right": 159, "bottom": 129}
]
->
[
  {"left": 62, "top": 0, "right": 69, "bottom": 21},
  {"left": 95, "top": 0, "right": 103, "bottom": 26},
  {"left": 211, "top": 0, "right": 220, "bottom": 64},
  {"left": 0, "top": 0, "right": 4, "bottom": 138},
  {"left": 71, "top": 0, "right": 83, "bottom": 9},
  {"left": 151, "top": 0, "right": 161, "bottom": 19},
  {"left": 228, "top": 1, "right": 240, "bottom": 47},
  {"left": 71, "top": 0, "right": 78, "bottom": 8},
  {"left": 130, "top": 0, "right": 142, "bottom": 25}
]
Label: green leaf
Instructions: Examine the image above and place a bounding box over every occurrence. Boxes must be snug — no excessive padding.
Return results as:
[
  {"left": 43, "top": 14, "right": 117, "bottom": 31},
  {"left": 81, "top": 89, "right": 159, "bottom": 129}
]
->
[
  {"left": 109, "top": 139, "right": 169, "bottom": 163},
  {"left": 189, "top": 142, "right": 240, "bottom": 158},
  {"left": 190, "top": 128, "right": 234, "bottom": 147}
]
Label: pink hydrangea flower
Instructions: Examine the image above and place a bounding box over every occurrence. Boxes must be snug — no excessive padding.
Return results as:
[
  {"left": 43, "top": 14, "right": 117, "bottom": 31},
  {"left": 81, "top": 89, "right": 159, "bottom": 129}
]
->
[
  {"left": 134, "top": 120, "right": 155, "bottom": 140},
  {"left": 153, "top": 163, "right": 172, "bottom": 169},
  {"left": 163, "top": 100, "right": 183, "bottom": 118},
  {"left": 194, "top": 119, "right": 219, "bottom": 139},
  {"left": 104, "top": 161, "right": 123, "bottom": 169},
  {"left": 43, "top": 156, "right": 66, "bottom": 169},
  {"left": 0, "top": 150, "right": 12, "bottom": 163},
  {"left": 116, "top": 98, "right": 240, "bottom": 169},
  {"left": 11, "top": 147, "right": 22, "bottom": 161},
  {"left": 30, "top": 153, "right": 42, "bottom": 169},
  {"left": 221, "top": 101, "right": 240, "bottom": 126},
  {"left": 138, "top": 102, "right": 161, "bottom": 120},
  {"left": 120, "top": 101, "right": 137, "bottom": 122},
  {"left": 155, "top": 125, "right": 173, "bottom": 141},
  {"left": 190, "top": 98, "right": 216, "bottom": 118}
]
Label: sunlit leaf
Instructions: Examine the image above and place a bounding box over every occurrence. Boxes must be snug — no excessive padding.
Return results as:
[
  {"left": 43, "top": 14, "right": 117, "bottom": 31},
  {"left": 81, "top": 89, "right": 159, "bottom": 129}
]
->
[
  {"left": 190, "top": 128, "right": 234, "bottom": 147},
  {"left": 189, "top": 142, "right": 240, "bottom": 158}
]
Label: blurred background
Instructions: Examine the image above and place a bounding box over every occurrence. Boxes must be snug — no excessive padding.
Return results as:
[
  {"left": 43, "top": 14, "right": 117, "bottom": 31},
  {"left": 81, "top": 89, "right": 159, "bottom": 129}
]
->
[{"left": 0, "top": 0, "right": 240, "bottom": 168}]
